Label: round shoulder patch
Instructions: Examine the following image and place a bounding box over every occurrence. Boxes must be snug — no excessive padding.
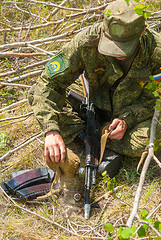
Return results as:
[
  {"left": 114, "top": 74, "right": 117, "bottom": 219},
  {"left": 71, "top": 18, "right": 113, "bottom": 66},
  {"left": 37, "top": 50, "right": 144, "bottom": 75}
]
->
[{"left": 51, "top": 61, "right": 60, "bottom": 72}]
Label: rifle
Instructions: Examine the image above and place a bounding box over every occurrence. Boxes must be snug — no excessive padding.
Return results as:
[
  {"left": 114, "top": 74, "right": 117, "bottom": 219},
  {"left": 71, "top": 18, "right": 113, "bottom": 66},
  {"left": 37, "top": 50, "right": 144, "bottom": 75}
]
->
[{"left": 68, "top": 74, "right": 100, "bottom": 219}]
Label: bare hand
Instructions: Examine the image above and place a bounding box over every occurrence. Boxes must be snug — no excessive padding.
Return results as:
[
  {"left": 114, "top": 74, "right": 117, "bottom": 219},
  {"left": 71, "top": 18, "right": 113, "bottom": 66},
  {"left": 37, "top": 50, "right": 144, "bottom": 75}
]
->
[
  {"left": 107, "top": 118, "right": 128, "bottom": 140},
  {"left": 45, "top": 131, "right": 66, "bottom": 163}
]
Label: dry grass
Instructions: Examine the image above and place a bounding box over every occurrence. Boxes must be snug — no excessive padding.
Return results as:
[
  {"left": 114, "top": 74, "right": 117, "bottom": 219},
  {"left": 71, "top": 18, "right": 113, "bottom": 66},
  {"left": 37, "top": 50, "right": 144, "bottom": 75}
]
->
[{"left": 0, "top": 0, "right": 161, "bottom": 239}]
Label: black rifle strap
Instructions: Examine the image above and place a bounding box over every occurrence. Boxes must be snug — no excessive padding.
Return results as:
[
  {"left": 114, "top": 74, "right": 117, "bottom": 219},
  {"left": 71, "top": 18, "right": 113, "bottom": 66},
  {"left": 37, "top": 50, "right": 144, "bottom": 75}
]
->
[
  {"left": 109, "top": 45, "right": 139, "bottom": 112},
  {"left": 110, "top": 44, "right": 139, "bottom": 94}
]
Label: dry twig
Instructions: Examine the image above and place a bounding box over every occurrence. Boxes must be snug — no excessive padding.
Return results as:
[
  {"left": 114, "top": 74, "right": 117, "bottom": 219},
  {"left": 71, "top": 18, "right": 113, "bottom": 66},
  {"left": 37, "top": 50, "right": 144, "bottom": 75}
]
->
[
  {"left": 0, "top": 69, "right": 44, "bottom": 86},
  {"left": 0, "top": 132, "right": 43, "bottom": 162},
  {"left": 0, "top": 112, "right": 33, "bottom": 122},
  {"left": 0, "top": 117, "right": 29, "bottom": 129},
  {"left": 0, "top": 59, "right": 49, "bottom": 78},
  {"left": 0, "top": 82, "right": 31, "bottom": 88},
  {"left": 0, "top": 99, "right": 28, "bottom": 113},
  {"left": 0, "top": 52, "right": 45, "bottom": 58},
  {"left": 136, "top": 214, "right": 161, "bottom": 237},
  {"left": 0, "top": 31, "right": 81, "bottom": 51},
  {"left": 153, "top": 155, "right": 161, "bottom": 168},
  {"left": 29, "top": 0, "right": 109, "bottom": 12},
  {"left": 0, "top": 186, "right": 80, "bottom": 236}
]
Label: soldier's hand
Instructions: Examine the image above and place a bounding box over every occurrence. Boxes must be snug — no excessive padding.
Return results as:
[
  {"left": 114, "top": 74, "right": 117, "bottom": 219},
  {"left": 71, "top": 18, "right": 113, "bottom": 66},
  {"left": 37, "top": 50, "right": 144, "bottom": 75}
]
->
[
  {"left": 45, "top": 130, "right": 66, "bottom": 163},
  {"left": 108, "top": 118, "right": 127, "bottom": 140}
]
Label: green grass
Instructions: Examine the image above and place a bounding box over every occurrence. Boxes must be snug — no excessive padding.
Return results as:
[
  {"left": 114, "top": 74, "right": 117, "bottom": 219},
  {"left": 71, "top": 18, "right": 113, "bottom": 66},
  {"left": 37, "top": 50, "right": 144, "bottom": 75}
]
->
[{"left": 0, "top": 1, "right": 161, "bottom": 239}]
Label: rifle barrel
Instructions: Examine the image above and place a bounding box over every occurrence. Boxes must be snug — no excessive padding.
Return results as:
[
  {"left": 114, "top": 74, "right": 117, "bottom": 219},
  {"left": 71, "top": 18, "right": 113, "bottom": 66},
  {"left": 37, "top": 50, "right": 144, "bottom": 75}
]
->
[
  {"left": 84, "top": 203, "right": 91, "bottom": 219},
  {"left": 84, "top": 166, "right": 91, "bottom": 219}
]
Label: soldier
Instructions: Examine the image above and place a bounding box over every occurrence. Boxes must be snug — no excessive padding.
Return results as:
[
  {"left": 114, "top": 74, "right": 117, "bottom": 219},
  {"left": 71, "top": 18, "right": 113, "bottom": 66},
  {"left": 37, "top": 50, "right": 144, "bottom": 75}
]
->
[{"left": 28, "top": 0, "right": 161, "bottom": 177}]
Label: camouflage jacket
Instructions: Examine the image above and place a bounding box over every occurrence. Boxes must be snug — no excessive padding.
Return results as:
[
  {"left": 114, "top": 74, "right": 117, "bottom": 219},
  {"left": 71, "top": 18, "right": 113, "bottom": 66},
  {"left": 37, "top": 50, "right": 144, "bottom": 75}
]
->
[{"left": 29, "top": 22, "right": 161, "bottom": 134}]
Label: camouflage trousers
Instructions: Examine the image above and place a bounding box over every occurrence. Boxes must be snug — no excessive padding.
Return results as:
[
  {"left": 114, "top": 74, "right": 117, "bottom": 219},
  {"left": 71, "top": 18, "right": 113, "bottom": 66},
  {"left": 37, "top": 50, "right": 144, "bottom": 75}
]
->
[{"left": 57, "top": 80, "right": 161, "bottom": 158}]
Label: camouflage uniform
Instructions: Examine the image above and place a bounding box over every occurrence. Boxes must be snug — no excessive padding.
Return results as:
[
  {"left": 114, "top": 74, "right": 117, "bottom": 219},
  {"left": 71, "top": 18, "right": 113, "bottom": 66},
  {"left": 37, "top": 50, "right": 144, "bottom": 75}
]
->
[{"left": 28, "top": 22, "right": 161, "bottom": 157}]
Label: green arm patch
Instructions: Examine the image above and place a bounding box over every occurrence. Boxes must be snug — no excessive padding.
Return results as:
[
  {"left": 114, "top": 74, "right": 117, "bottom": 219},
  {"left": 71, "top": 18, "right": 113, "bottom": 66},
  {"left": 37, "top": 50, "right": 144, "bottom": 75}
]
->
[{"left": 46, "top": 53, "right": 68, "bottom": 77}]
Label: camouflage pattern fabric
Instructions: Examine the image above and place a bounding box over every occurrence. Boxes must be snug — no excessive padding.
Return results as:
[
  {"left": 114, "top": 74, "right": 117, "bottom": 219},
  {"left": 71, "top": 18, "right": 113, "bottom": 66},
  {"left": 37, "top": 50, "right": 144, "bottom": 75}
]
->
[
  {"left": 28, "top": 23, "right": 161, "bottom": 157},
  {"left": 106, "top": 118, "right": 161, "bottom": 157}
]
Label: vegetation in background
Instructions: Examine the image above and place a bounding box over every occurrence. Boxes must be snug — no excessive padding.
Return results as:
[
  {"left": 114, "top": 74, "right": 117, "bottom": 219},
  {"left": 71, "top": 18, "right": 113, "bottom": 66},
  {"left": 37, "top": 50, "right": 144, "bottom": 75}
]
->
[{"left": 0, "top": 0, "right": 161, "bottom": 239}]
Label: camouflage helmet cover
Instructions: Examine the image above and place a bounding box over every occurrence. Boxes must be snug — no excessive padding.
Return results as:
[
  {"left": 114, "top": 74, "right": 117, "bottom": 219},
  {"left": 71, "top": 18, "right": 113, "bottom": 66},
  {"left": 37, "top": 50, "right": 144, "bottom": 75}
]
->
[{"left": 98, "top": 0, "right": 145, "bottom": 57}]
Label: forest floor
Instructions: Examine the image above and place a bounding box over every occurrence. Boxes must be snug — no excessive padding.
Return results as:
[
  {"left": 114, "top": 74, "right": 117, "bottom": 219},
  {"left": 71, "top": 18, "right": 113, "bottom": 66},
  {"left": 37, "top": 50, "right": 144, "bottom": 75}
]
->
[{"left": 0, "top": 0, "right": 161, "bottom": 239}]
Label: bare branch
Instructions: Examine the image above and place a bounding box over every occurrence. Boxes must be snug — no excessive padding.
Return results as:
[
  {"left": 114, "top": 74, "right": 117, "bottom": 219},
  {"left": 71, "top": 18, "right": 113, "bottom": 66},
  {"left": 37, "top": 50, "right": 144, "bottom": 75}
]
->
[
  {"left": 147, "top": 202, "right": 161, "bottom": 219},
  {"left": 0, "top": 51, "right": 46, "bottom": 58},
  {"left": 0, "top": 69, "right": 44, "bottom": 85},
  {"left": 0, "top": 59, "right": 49, "bottom": 78},
  {"left": 0, "top": 99, "right": 28, "bottom": 113},
  {"left": 0, "top": 112, "right": 33, "bottom": 122},
  {"left": 0, "top": 117, "right": 29, "bottom": 129},
  {"left": 27, "top": 44, "right": 55, "bottom": 56},
  {"left": 0, "top": 132, "right": 43, "bottom": 162},
  {"left": 153, "top": 155, "right": 161, "bottom": 168},
  {"left": 0, "top": 31, "right": 80, "bottom": 51},
  {"left": 29, "top": 0, "right": 109, "bottom": 12},
  {"left": 135, "top": 202, "right": 161, "bottom": 234},
  {"left": 0, "top": 186, "right": 80, "bottom": 236},
  {"left": 0, "top": 82, "right": 31, "bottom": 88},
  {"left": 136, "top": 214, "right": 161, "bottom": 237},
  {"left": 0, "top": 1, "right": 23, "bottom": 4},
  {"left": 0, "top": 12, "right": 100, "bottom": 33},
  {"left": 14, "top": 2, "right": 47, "bottom": 22},
  {"left": 137, "top": 150, "right": 148, "bottom": 172},
  {"left": 0, "top": 22, "right": 55, "bottom": 33},
  {"left": 46, "top": 0, "right": 68, "bottom": 20},
  {"left": 126, "top": 102, "right": 161, "bottom": 227}
]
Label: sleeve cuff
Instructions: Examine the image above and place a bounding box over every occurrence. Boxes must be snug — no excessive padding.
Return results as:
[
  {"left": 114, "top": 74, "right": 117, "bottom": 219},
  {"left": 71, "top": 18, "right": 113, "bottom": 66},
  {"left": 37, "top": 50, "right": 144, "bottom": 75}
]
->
[
  {"left": 43, "top": 124, "right": 60, "bottom": 135},
  {"left": 119, "top": 109, "right": 136, "bottom": 129}
]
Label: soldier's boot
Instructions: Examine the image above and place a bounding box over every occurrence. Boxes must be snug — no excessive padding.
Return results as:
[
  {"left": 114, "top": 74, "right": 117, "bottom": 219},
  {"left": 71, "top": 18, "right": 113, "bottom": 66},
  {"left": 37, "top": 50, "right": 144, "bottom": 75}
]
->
[{"left": 98, "top": 149, "right": 122, "bottom": 178}]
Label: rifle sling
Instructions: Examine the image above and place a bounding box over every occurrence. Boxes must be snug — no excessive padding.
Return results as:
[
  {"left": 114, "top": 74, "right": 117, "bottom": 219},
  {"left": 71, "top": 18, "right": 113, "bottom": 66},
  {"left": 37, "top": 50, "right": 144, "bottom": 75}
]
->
[
  {"left": 36, "top": 164, "right": 64, "bottom": 201},
  {"left": 100, "top": 126, "right": 112, "bottom": 163}
]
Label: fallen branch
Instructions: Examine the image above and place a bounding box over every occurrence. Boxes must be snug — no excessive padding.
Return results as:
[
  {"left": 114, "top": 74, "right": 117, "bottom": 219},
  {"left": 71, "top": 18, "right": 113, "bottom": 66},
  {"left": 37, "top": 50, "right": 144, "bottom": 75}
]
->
[
  {"left": 0, "top": 112, "right": 33, "bottom": 122},
  {"left": 0, "top": 82, "right": 31, "bottom": 88},
  {"left": 0, "top": 117, "right": 29, "bottom": 129},
  {"left": 150, "top": 10, "right": 161, "bottom": 15},
  {"left": 0, "top": 186, "right": 105, "bottom": 239},
  {"left": 0, "top": 31, "right": 80, "bottom": 51},
  {"left": 0, "top": 21, "right": 55, "bottom": 33},
  {"left": 0, "top": 12, "right": 101, "bottom": 33},
  {"left": 46, "top": 0, "right": 68, "bottom": 20},
  {"left": 0, "top": 132, "right": 43, "bottom": 162},
  {"left": 0, "top": 21, "right": 15, "bottom": 30},
  {"left": 29, "top": 0, "right": 109, "bottom": 12},
  {"left": 96, "top": 198, "right": 111, "bottom": 224},
  {"left": 27, "top": 44, "right": 55, "bottom": 56},
  {"left": 0, "top": 99, "right": 28, "bottom": 112},
  {"left": 0, "top": 186, "right": 80, "bottom": 236},
  {"left": 147, "top": 202, "right": 161, "bottom": 219},
  {"left": 14, "top": 2, "right": 47, "bottom": 22},
  {"left": 0, "top": 69, "right": 44, "bottom": 85},
  {"left": 0, "top": 51, "right": 45, "bottom": 58},
  {"left": 126, "top": 102, "right": 161, "bottom": 227},
  {"left": 150, "top": 22, "right": 161, "bottom": 29},
  {"left": 0, "top": 59, "right": 49, "bottom": 78},
  {"left": 93, "top": 185, "right": 122, "bottom": 203}
]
